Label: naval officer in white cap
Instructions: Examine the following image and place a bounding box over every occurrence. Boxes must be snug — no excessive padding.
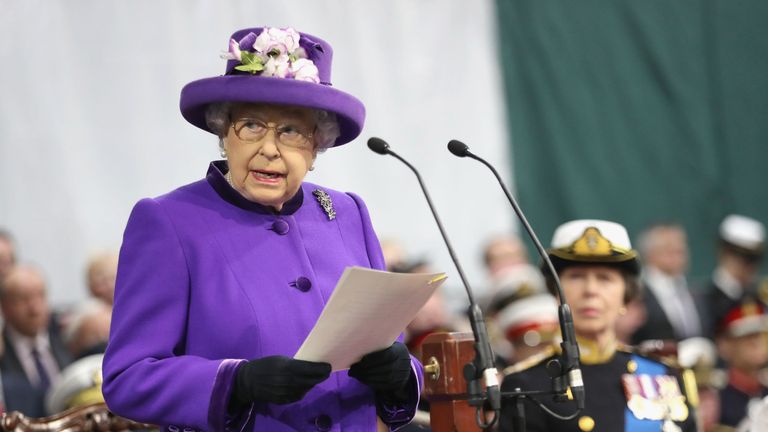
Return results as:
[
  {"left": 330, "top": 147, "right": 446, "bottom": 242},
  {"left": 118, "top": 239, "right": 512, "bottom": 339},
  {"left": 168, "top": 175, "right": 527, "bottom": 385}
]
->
[
  {"left": 500, "top": 219, "right": 697, "bottom": 432},
  {"left": 705, "top": 214, "right": 766, "bottom": 337}
]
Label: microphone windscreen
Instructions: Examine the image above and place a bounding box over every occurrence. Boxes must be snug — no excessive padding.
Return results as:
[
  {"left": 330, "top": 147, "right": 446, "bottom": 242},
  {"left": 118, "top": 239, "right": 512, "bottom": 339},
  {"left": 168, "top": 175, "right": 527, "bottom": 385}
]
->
[
  {"left": 367, "top": 137, "right": 390, "bottom": 155},
  {"left": 447, "top": 140, "right": 469, "bottom": 157}
]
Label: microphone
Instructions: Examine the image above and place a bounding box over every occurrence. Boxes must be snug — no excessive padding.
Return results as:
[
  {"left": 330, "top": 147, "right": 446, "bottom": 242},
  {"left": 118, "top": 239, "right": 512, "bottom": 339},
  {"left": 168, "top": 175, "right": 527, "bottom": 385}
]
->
[
  {"left": 447, "top": 139, "right": 470, "bottom": 158},
  {"left": 367, "top": 137, "right": 390, "bottom": 155},
  {"left": 447, "top": 139, "right": 585, "bottom": 410},
  {"left": 367, "top": 137, "right": 502, "bottom": 427}
]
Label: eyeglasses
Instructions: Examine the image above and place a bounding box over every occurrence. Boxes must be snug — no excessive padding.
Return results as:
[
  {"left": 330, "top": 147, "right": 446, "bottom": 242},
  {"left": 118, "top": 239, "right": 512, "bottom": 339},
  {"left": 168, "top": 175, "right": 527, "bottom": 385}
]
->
[{"left": 231, "top": 118, "right": 315, "bottom": 150}]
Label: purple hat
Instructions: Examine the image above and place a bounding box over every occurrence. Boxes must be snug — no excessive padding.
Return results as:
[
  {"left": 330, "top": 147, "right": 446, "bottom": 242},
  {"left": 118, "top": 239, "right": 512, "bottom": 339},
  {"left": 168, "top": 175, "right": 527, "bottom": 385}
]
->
[{"left": 180, "top": 27, "right": 365, "bottom": 146}]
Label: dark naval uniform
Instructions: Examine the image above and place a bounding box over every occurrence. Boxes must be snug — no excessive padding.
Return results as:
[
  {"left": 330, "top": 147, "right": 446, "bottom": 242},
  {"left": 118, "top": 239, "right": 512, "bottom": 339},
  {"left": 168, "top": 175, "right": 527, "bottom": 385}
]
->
[
  {"left": 718, "top": 377, "right": 768, "bottom": 428},
  {"left": 500, "top": 343, "right": 697, "bottom": 432}
]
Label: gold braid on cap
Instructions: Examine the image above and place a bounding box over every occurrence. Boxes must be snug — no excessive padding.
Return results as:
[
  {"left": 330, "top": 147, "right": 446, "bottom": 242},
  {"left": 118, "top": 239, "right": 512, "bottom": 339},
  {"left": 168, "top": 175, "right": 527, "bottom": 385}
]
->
[{"left": 550, "top": 227, "right": 637, "bottom": 263}]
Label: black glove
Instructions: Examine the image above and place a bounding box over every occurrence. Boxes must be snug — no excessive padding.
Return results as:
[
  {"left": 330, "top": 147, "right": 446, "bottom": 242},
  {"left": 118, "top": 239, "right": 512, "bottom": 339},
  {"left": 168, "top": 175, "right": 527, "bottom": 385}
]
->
[
  {"left": 348, "top": 342, "right": 412, "bottom": 399},
  {"left": 231, "top": 356, "right": 331, "bottom": 406}
]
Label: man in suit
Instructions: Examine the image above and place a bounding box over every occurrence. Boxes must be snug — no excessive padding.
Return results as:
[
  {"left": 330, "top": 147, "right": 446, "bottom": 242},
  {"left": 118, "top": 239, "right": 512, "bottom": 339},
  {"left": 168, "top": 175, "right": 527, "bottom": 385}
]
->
[
  {"left": 631, "top": 223, "right": 703, "bottom": 344},
  {"left": 0, "top": 265, "right": 71, "bottom": 417}
]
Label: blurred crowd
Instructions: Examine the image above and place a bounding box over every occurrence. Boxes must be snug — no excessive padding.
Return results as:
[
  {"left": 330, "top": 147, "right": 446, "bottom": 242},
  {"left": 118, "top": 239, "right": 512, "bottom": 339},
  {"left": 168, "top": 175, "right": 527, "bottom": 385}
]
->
[
  {"left": 390, "top": 214, "right": 768, "bottom": 432},
  {"left": 0, "top": 229, "right": 114, "bottom": 417},
  {"left": 1, "top": 213, "right": 768, "bottom": 431}
]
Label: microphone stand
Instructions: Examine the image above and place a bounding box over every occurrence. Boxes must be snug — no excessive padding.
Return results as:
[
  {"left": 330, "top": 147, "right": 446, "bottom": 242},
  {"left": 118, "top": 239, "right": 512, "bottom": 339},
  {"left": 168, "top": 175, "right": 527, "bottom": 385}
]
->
[
  {"left": 367, "top": 137, "right": 500, "bottom": 429},
  {"left": 447, "top": 140, "right": 585, "bottom": 430}
]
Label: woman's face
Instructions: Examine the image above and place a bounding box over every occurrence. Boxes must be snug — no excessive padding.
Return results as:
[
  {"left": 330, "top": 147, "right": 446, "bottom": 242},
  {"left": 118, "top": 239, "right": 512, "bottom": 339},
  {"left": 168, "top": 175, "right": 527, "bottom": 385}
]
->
[
  {"left": 560, "top": 265, "right": 626, "bottom": 340},
  {"left": 719, "top": 332, "right": 768, "bottom": 372},
  {"left": 223, "top": 104, "right": 317, "bottom": 210}
]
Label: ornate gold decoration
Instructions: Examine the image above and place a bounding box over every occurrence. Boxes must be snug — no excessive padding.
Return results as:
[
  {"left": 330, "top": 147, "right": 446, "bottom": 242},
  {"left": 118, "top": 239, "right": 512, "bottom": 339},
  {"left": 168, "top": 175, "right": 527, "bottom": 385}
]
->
[
  {"left": 0, "top": 402, "right": 155, "bottom": 431},
  {"left": 572, "top": 227, "right": 613, "bottom": 256}
]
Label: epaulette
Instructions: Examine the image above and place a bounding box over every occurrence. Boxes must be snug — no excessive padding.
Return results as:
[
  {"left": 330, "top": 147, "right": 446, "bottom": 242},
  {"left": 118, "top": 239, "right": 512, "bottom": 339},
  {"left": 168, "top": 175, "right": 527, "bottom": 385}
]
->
[{"left": 502, "top": 345, "right": 557, "bottom": 376}]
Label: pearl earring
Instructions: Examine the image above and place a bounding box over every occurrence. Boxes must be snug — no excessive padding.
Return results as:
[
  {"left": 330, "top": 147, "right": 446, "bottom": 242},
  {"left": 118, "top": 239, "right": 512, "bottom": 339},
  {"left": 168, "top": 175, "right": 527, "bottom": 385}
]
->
[
  {"left": 309, "top": 166, "right": 315, "bottom": 171},
  {"left": 220, "top": 148, "right": 227, "bottom": 158}
]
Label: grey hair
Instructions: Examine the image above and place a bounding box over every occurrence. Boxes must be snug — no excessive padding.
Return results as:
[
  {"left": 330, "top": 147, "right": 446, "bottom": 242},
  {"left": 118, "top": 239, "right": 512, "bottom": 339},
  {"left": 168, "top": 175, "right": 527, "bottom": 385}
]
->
[
  {"left": 204, "top": 102, "right": 342, "bottom": 152},
  {"left": 636, "top": 222, "right": 685, "bottom": 258}
]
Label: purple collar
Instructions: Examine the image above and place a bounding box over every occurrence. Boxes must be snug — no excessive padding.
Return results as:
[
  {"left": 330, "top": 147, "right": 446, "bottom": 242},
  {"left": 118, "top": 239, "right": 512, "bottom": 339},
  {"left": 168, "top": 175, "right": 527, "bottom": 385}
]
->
[{"left": 206, "top": 160, "right": 303, "bottom": 215}]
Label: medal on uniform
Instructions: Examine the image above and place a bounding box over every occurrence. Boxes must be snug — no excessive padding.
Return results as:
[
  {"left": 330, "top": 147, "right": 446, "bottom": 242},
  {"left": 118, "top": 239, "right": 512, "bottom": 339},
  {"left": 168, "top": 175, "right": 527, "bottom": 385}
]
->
[
  {"left": 662, "top": 419, "right": 682, "bottom": 432},
  {"left": 622, "top": 373, "right": 688, "bottom": 424}
]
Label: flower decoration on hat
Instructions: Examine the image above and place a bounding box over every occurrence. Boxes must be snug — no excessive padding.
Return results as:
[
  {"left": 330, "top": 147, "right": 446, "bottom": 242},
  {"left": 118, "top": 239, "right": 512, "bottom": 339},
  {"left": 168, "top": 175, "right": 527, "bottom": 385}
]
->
[{"left": 221, "top": 27, "right": 320, "bottom": 83}]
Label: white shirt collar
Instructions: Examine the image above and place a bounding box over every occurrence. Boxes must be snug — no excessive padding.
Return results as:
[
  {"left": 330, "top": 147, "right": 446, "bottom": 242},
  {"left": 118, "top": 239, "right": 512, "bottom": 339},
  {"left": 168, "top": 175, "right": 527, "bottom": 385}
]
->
[
  {"left": 6, "top": 325, "right": 51, "bottom": 355},
  {"left": 643, "top": 266, "right": 686, "bottom": 297},
  {"left": 713, "top": 266, "right": 743, "bottom": 300}
]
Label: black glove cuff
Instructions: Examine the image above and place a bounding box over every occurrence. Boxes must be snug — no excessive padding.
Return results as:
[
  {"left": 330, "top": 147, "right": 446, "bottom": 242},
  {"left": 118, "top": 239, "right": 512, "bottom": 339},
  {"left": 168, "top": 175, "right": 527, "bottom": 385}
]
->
[{"left": 229, "top": 362, "right": 252, "bottom": 410}]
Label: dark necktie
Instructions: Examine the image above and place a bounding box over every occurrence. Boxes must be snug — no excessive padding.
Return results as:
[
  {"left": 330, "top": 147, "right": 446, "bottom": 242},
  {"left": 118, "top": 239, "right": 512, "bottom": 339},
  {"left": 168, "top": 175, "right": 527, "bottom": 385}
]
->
[{"left": 31, "top": 347, "right": 51, "bottom": 391}]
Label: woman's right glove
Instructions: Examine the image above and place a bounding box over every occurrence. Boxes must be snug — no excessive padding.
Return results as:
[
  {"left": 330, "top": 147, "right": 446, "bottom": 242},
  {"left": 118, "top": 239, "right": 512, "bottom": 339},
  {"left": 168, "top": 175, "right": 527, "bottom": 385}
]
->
[{"left": 231, "top": 356, "right": 332, "bottom": 406}]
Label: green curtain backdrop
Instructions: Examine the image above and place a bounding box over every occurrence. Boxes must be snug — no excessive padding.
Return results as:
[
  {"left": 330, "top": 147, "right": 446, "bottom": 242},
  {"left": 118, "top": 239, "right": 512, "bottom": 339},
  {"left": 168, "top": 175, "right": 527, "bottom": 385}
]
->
[{"left": 496, "top": 0, "right": 768, "bottom": 284}]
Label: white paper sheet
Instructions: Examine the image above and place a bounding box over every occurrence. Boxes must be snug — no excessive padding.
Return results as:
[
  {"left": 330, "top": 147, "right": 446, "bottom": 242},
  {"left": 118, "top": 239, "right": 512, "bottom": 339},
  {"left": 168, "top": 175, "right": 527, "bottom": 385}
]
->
[{"left": 294, "top": 266, "right": 447, "bottom": 371}]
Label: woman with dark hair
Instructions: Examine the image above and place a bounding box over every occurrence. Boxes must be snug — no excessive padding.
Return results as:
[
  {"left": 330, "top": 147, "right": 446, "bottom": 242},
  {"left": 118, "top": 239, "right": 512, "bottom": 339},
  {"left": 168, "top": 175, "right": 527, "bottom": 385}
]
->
[
  {"left": 500, "top": 220, "right": 696, "bottom": 432},
  {"left": 102, "top": 27, "right": 422, "bottom": 431}
]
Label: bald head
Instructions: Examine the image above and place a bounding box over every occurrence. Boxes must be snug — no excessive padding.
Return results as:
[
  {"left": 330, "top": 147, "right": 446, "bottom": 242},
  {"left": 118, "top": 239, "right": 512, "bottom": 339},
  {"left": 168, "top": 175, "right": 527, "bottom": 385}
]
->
[
  {"left": 0, "top": 265, "right": 51, "bottom": 337},
  {"left": 638, "top": 224, "right": 689, "bottom": 276},
  {"left": 483, "top": 236, "right": 529, "bottom": 277},
  {"left": 86, "top": 251, "right": 118, "bottom": 305},
  {"left": 0, "top": 231, "right": 16, "bottom": 279}
]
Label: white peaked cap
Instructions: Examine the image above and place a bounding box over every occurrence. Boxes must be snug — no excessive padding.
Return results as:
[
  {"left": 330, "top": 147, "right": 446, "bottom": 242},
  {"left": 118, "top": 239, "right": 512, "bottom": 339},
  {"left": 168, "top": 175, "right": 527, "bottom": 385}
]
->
[
  {"left": 551, "top": 219, "right": 633, "bottom": 251},
  {"left": 547, "top": 219, "right": 639, "bottom": 274},
  {"left": 720, "top": 214, "right": 765, "bottom": 252},
  {"left": 496, "top": 293, "right": 559, "bottom": 337},
  {"left": 45, "top": 354, "right": 104, "bottom": 415}
]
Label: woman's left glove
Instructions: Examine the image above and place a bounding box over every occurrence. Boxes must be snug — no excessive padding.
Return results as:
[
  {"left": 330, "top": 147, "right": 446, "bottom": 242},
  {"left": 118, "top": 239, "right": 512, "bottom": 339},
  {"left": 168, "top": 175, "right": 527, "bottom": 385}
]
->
[{"left": 348, "top": 342, "right": 412, "bottom": 398}]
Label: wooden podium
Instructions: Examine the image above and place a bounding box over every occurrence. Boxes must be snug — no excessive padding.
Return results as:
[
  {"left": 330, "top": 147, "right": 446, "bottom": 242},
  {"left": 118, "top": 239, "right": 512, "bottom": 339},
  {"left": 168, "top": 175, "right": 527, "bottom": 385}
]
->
[{"left": 420, "top": 332, "right": 483, "bottom": 432}]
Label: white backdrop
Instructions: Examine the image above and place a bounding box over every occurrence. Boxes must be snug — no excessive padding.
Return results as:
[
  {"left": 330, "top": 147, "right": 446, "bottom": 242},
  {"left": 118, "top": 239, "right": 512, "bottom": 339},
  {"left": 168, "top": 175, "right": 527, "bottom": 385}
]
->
[{"left": 0, "top": 0, "right": 515, "bottom": 311}]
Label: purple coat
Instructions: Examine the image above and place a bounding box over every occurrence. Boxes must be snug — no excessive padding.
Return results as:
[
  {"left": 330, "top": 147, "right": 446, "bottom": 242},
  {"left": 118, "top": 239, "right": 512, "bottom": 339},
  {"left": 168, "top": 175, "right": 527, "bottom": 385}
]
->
[{"left": 103, "top": 162, "right": 422, "bottom": 431}]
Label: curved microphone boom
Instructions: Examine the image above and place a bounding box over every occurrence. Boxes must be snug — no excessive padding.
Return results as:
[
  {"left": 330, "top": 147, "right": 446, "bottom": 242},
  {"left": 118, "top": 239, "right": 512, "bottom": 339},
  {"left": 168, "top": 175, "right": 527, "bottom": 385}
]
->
[
  {"left": 367, "top": 137, "right": 501, "bottom": 428},
  {"left": 447, "top": 139, "right": 585, "bottom": 411}
]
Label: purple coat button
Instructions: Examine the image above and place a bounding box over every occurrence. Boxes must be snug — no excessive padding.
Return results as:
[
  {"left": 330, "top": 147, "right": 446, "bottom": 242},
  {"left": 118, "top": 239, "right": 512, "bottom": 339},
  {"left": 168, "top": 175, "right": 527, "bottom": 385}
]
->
[
  {"left": 270, "top": 219, "right": 290, "bottom": 235},
  {"left": 314, "top": 414, "right": 332, "bottom": 431},
  {"left": 291, "top": 277, "right": 312, "bottom": 292}
]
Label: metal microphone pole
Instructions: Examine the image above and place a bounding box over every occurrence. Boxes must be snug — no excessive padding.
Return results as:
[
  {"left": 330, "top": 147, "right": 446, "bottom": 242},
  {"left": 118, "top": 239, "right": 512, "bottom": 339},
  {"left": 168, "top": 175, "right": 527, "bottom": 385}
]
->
[
  {"left": 367, "top": 137, "right": 501, "bottom": 429},
  {"left": 447, "top": 139, "right": 585, "bottom": 412}
]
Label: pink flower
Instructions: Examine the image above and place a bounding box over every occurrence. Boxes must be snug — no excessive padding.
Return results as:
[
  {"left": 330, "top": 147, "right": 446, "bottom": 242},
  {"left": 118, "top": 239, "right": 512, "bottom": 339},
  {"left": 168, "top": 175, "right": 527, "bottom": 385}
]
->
[
  {"left": 223, "top": 27, "right": 320, "bottom": 82},
  {"left": 263, "top": 55, "right": 290, "bottom": 78},
  {"left": 220, "top": 38, "right": 242, "bottom": 61},
  {"left": 290, "top": 58, "right": 320, "bottom": 83},
  {"left": 254, "top": 27, "right": 300, "bottom": 57}
]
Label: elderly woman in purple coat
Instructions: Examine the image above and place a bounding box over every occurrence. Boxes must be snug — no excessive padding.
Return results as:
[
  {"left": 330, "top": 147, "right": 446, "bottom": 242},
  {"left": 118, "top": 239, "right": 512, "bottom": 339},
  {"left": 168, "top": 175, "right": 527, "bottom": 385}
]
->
[{"left": 102, "top": 27, "right": 422, "bottom": 431}]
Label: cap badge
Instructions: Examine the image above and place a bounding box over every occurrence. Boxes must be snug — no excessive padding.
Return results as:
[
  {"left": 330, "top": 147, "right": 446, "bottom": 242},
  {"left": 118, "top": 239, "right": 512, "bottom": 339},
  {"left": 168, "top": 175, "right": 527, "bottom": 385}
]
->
[
  {"left": 516, "top": 283, "right": 534, "bottom": 298},
  {"left": 743, "top": 301, "right": 759, "bottom": 317},
  {"left": 312, "top": 189, "right": 336, "bottom": 221},
  {"left": 572, "top": 227, "right": 612, "bottom": 256}
]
